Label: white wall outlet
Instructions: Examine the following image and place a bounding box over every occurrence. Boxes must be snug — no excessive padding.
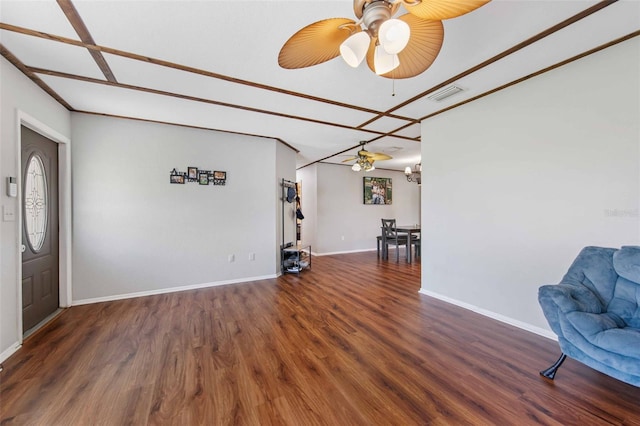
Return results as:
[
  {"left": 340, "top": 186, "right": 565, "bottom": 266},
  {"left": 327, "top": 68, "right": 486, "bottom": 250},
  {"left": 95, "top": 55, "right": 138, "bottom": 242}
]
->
[
  {"left": 341, "top": 236, "right": 345, "bottom": 241},
  {"left": 249, "top": 253, "right": 255, "bottom": 261},
  {"left": 228, "top": 254, "right": 235, "bottom": 263}
]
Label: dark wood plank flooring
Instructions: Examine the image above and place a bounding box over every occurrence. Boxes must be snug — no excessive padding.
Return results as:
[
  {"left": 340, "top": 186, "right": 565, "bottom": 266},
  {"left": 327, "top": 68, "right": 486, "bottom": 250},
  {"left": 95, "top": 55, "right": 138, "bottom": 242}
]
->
[{"left": 1, "top": 251, "right": 639, "bottom": 425}]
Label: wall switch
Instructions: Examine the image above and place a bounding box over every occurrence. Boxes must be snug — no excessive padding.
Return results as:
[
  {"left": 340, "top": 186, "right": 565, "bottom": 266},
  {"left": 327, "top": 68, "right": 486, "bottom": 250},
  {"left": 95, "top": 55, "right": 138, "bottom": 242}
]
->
[
  {"left": 3, "top": 205, "right": 16, "bottom": 222},
  {"left": 341, "top": 236, "right": 345, "bottom": 241},
  {"left": 249, "top": 253, "right": 255, "bottom": 261},
  {"left": 228, "top": 254, "right": 235, "bottom": 263}
]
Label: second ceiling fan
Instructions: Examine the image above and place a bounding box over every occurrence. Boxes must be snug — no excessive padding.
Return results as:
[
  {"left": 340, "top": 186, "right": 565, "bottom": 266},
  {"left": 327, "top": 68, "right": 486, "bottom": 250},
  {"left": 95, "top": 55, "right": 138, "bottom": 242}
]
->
[
  {"left": 278, "top": 0, "right": 490, "bottom": 79},
  {"left": 342, "top": 142, "right": 392, "bottom": 172}
]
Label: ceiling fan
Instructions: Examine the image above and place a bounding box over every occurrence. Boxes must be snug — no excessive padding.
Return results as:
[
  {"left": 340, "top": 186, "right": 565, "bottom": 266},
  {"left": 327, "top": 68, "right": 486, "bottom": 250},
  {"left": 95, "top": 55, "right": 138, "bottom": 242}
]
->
[
  {"left": 278, "top": 0, "right": 490, "bottom": 79},
  {"left": 342, "top": 142, "right": 392, "bottom": 172}
]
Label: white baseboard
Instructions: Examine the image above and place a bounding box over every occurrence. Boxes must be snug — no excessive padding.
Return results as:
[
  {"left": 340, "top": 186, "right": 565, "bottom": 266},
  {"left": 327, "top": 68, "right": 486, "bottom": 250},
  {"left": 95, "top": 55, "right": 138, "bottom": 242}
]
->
[
  {"left": 72, "top": 274, "right": 278, "bottom": 306},
  {"left": 419, "top": 289, "right": 557, "bottom": 341},
  {"left": 314, "top": 248, "right": 377, "bottom": 256},
  {"left": 0, "top": 341, "right": 22, "bottom": 364}
]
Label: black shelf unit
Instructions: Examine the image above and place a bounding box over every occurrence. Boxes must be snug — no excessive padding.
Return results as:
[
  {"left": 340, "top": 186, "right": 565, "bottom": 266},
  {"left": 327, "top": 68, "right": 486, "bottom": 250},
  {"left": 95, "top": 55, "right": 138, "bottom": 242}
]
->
[{"left": 281, "top": 179, "right": 310, "bottom": 274}]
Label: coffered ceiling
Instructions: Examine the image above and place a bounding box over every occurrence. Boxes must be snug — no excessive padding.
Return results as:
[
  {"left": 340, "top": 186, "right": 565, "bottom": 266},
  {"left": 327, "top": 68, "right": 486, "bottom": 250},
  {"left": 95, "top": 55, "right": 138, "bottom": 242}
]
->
[{"left": 1, "top": 0, "right": 638, "bottom": 171}]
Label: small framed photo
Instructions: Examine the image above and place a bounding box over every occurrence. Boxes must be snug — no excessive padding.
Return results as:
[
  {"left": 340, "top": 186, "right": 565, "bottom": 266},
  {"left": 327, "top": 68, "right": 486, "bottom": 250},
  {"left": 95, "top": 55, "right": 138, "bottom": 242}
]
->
[
  {"left": 170, "top": 174, "right": 185, "bottom": 184},
  {"left": 187, "top": 167, "right": 198, "bottom": 181},
  {"left": 198, "top": 172, "right": 209, "bottom": 185},
  {"left": 212, "top": 171, "right": 227, "bottom": 185}
]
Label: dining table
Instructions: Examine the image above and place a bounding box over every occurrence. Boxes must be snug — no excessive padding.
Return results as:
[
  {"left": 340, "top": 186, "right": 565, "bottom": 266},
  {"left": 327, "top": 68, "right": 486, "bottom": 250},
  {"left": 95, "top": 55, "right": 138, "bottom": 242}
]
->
[
  {"left": 396, "top": 225, "right": 421, "bottom": 264},
  {"left": 381, "top": 225, "right": 421, "bottom": 264}
]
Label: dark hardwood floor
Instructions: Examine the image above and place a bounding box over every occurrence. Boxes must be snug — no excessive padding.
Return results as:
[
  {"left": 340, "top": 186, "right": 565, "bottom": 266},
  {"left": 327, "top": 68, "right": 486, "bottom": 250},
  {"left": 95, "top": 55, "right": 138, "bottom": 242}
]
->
[{"left": 1, "top": 251, "right": 639, "bottom": 425}]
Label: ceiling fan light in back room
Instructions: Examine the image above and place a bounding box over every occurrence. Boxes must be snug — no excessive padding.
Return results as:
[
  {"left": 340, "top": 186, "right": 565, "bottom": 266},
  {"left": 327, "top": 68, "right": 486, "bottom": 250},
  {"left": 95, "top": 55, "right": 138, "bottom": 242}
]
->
[
  {"left": 378, "top": 18, "right": 410, "bottom": 54},
  {"left": 340, "top": 31, "right": 370, "bottom": 67}
]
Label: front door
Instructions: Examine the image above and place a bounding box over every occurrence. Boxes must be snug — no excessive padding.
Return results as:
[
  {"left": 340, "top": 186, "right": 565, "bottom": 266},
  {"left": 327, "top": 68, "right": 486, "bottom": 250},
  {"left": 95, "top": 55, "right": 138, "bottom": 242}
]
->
[{"left": 21, "top": 126, "right": 59, "bottom": 333}]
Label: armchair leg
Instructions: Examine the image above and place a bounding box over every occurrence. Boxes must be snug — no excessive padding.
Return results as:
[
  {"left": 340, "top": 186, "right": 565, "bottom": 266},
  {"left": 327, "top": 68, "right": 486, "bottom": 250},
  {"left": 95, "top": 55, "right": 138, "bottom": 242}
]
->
[{"left": 540, "top": 353, "right": 567, "bottom": 380}]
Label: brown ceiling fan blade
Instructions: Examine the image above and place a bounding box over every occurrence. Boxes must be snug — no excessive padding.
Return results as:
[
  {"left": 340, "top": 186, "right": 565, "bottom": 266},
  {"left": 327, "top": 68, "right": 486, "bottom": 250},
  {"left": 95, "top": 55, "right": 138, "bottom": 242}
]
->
[
  {"left": 278, "top": 18, "right": 357, "bottom": 69},
  {"left": 341, "top": 156, "right": 358, "bottom": 163},
  {"left": 366, "top": 14, "right": 444, "bottom": 79},
  {"left": 368, "top": 153, "right": 393, "bottom": 161},
  {"left": 403, "top": 0, "right": 490, "bottom": 20}
]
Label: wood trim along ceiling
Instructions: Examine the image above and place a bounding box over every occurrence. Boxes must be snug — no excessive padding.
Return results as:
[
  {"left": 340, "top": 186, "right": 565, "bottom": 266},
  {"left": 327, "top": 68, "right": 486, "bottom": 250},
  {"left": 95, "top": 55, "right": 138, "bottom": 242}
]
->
[
  {"left": 359, "top": 30, "right": 640, "bottom": 148},
  {"left": 56, "top": 0, "right": 117, "bottom": 83},
  {"left": 75, "top": 110, "right": 300, "bottom": 153},
  {"left": 0, "top": 0, "right": 631, "bottom": 169},
  {"left": 0, "top": 44, "right": 72, "bottom": 110},
  {"left": 355, "top": 0, "right": 619, "bottom": 130},
  {"left": 26, "top": 67, "right": 417, "bottom": 141},
  {"left": 0, "top": 22, "right": 415, "bottom": 124}
]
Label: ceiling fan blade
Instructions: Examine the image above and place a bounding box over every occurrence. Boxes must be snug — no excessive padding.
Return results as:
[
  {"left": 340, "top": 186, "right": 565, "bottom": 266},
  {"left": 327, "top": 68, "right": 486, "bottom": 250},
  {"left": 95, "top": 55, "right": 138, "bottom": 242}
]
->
[
  {"left": 403, "top": 0, "right": 490, "bottom": 20},
  {"left": 366, "top": 14, "right": 444, "bottom": 79},
  {"left": 341, "top": 156, "right": 358, "bottom": 163},
  {"left": 278, "top": 18, "right": 357, "bottom": 69},
  {"left": 368, "top": 153, "right": 393, "bottom": 161}
]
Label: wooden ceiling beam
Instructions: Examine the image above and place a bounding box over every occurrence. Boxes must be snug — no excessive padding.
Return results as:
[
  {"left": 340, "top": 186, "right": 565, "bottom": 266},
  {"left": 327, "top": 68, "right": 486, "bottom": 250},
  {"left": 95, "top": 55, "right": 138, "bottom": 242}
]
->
[
  {"left": 356, "top": 0, "right": 619, "bottom": 130},
  {"left": 56, "top": 0, "right": 117, "bottom": 83},
  {"left": 0, "top": 44, "right": 73, "bottom": 110}
]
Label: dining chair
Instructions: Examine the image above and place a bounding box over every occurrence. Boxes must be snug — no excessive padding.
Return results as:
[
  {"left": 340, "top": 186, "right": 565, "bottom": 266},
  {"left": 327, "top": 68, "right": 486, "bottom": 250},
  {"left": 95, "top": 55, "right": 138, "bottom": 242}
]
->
[{"left": 381, "top": 218, "right": 409, "bottom": 262}]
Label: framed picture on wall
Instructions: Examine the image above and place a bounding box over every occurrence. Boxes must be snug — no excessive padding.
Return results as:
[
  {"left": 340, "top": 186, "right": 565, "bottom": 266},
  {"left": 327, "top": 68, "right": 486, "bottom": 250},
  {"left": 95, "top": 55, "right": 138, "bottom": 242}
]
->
[
  {"left": 187, "top": 167, "right": 198, "bottom": 181},
  {"left": 198, "top": 171, "right": 210, "bottom": 185},
  {"left": 212, "top": 171, "right": 227, "bottom": 185},
  {"left": 363, "top": 177, "right": 392, "bottom": 205},
  {"left": 170, "top": 174, "right": 185, "bottom": 184}
]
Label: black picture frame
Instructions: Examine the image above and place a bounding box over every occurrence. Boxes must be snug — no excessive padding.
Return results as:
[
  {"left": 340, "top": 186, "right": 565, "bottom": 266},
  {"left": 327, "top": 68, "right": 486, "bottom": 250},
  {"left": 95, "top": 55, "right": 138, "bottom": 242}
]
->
[
  {"left": 187, "top": 167, "right": 198, "bottom": 181},
  {"left": 363, "top": 176, "right": 392, "bottom": 205},
  {"left": 212, "top": 170, "right": 227, "bottom": 185},
  {"left": 198, "top": 172, "right": 209, "bottom": 185},
  {"left": 170, "top": 174, "right": 185, "bottom": 184}
]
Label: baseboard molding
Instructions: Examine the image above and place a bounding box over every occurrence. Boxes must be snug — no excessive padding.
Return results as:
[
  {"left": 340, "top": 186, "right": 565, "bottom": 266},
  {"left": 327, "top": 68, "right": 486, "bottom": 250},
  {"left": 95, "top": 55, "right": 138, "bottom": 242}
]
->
[
  {"left": 72, "top": 274, "right": 278, "bottom": 306},
  {"left": 314, "top": 248, "right": 377, "bottom": 256},
  {"left": 0, "top": 341, "right": 22, "bottom": 364},
  {"left": 419, "top": 289, "right": 557, "bottom": 341}
]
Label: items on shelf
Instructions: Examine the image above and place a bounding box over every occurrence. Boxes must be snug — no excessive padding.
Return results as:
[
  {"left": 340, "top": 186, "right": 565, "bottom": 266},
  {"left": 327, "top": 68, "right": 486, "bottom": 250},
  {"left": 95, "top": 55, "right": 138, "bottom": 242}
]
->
[{"left": 281, "top": 243, "right": 311, "bottom": 274}]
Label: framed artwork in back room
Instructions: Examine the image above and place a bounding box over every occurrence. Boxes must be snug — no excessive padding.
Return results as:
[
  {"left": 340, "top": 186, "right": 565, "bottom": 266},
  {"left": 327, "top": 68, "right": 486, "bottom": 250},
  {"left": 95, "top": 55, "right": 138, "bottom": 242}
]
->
[{"left": 363, "top": 177, "right": 392, "bottom": 205}]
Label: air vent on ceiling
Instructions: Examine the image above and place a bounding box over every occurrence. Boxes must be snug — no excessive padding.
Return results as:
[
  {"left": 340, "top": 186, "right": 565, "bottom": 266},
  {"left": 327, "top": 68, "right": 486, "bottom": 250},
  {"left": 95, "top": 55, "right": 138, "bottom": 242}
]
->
[
  {"left": 427, "top": 85, "right": 464, "bottom": 102},
  {"left": 384, "top": 146, "right": 404, "bottom": 153}
]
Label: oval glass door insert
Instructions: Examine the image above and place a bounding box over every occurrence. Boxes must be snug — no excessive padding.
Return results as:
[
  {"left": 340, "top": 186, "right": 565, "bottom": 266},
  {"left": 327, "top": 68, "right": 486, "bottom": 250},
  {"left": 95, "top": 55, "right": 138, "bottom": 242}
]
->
[{"left": 24, "top": 154, "right": 48, "bottom": 252}]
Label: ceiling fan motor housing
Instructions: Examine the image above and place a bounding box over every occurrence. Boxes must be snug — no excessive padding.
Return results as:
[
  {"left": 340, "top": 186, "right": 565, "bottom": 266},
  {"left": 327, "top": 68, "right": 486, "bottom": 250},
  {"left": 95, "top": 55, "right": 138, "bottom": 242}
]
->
[{"left": 355, "top": 0, "right": 397, "bottom": 37}]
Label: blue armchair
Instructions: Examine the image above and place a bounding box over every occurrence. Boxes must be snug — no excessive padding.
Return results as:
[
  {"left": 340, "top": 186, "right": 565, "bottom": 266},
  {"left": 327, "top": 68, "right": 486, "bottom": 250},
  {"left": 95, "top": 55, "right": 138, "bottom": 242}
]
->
[{"left": 538, "top": 246, "right": 640, "bottom": 387}]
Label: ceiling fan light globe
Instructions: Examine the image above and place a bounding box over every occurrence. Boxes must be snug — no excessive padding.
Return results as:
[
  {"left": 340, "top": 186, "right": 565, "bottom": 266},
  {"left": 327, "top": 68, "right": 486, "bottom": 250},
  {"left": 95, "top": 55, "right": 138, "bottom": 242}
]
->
[
  {"left": 374, "top": 45, "right": 399, "bottom": 75},
  {"left": 340, "top": 31, "right": 370, "bottom": 67},
  {"left": 352, "top": 163, "right": 362, "bottom": 172},
  {"left": 379, "top": 18, "right": 410, "bottom": 54}
]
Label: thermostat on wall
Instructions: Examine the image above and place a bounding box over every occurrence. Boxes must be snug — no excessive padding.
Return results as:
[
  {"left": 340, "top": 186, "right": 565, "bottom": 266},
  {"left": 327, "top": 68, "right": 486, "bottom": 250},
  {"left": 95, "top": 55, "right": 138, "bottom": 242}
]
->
[{"left": 6, "top": 177, "right": 17, "bottom": 198}]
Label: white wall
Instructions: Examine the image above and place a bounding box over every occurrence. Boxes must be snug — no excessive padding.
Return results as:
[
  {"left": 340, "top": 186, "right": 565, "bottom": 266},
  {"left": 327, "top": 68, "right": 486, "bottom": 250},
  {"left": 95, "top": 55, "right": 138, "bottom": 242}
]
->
[
  {"left": 311, "top": 162, "right": 420, "bottom": 254},
  {"left": 276, "top": 139, "right": 297, "bottom": 270},
  {"left": 296, "top": 164, "right": 318, "bottom": 249},
  {"left": 421, "top": 38, "right": 640, "bottom": 335},
  {"left": 0, "top": 56, "right": 71, "bottom": 361},
  {"left": 71, "top": 113, "right": 291, "bottom": 302}
]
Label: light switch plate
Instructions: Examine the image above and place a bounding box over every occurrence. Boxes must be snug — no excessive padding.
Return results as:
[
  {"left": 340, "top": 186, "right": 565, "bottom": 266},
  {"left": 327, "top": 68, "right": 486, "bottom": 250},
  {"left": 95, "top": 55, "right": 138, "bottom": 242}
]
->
[{"left": 3, "top": 205, "right": 16, "bottom": 222}]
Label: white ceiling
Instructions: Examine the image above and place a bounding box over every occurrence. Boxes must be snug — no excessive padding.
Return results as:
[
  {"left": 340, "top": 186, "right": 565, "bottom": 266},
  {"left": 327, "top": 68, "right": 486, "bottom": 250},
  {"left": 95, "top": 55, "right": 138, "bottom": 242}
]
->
[{"left": 1, "top": 0, "right": 638, "bottom": 171}]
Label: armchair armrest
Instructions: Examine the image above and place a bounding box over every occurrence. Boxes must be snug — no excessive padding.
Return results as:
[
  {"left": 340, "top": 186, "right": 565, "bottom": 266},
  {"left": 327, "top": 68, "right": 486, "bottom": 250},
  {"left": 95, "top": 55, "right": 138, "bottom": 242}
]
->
[
  {"left": 539, "top": 283, "right": 603, "bottom": 314},
  {"left": 539, "top": 283, "right": 603, "bottom": 338}
]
